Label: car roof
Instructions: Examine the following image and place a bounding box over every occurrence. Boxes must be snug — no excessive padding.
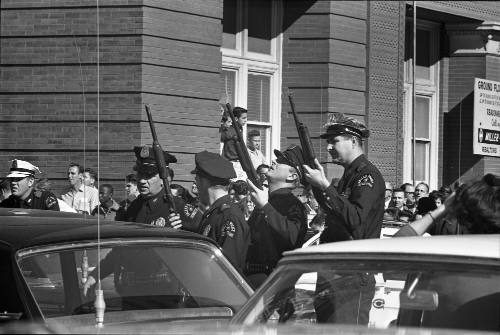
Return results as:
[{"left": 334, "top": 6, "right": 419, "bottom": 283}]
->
[
  {"left": 286, "top": 235, "right": 500, "bottom": 260},
  {"left": 0, "top": 208, "right": 215, "bottom": 250}
]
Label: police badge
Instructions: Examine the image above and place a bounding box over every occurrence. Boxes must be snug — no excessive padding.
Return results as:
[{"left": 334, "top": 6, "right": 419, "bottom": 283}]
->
[
  {"left": 222, "top": 221, "right": 236, "bottom": 238},
  {"left": 140, "top": 145, "right": 150, "bottom": 158},
  {"left": 151, "top": 216, "right": 166, "bottom": 227}
]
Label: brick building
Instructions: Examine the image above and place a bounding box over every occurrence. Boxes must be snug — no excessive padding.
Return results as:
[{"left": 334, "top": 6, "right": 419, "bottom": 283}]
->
[{"left": 1, "top": 1, "right": 499, "bottom": 200}]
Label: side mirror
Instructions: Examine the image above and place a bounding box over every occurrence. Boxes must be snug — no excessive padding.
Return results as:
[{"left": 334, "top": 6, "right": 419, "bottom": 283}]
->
[{"left": 400, "top": 290, "right": 439, "bottom": 311}]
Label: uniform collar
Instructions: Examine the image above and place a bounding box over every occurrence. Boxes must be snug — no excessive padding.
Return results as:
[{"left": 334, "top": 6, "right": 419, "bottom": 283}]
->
[
  {"left": 269, "top": 187, "right": 292, "bottom": 199},
  {"left": 205, "top": 194, "right": 232, "bottom": 215},
  {"left": 345, "top": 154, "right": 368, "bottom": 175},
  {"left": 143, "top": 189, "right": 166, "bottom": 207},
  {"left": 14, "top": 189, "right": 35, "bottom": 207}
]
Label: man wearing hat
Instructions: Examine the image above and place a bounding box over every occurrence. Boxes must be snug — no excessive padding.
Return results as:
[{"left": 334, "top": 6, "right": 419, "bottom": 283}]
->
[
  {"left": 0, "top": 159, "right": 59, "bottom": 211},
  {"left": 303, "top": 113, "right": 385, "bottom": 242},
  {"left": 193, "top": 151, "right": 250, "bottom": 273},
  {"left": 245, "top": 145, "right": 308, "bottom": 287},
  {"left": 123, "top": 145, "right": 184, "bottom": 228}
]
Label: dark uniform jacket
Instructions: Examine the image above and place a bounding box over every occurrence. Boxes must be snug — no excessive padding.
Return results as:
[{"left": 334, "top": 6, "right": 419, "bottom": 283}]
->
[
  {"left": 123, "top": 189, "right": 173, "bottom": 226},
  {"left": 245, "top": 188, "right": 307, "bottom": 274},
  {"left": 220, "top": 123, "right": 242, "bottom": 161},
  {"left": 197, "top": 194, "right": 250, "bottom": 273},
  {"left": 123, "top": 189, "right": 201, "bottom": 230},
  {"left": 317, "top": 154, "right": 385, "bottom": 242},
  {"left": 0, "top": 189, "right": 59, "bottom": 211}
]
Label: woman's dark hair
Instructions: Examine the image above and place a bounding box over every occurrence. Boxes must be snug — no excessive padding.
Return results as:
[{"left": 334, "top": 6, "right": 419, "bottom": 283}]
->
[
  {"left": 450, "top": 174, "right": 500, "bottom": 234},
  {"left": 416, "top": 197, "right": 437, "bottom": 215},
  {"left": 230, "top": 180, "right": 248, "bottom": 196},
  {"left": 429, "top": 190, "right": 445, "bottom": 204},
  {"left": 171, "top": 184, "right": 189, "bottom": 202},
  {"left": 438, "top": 185, "right": 453, "bottom": 199}
]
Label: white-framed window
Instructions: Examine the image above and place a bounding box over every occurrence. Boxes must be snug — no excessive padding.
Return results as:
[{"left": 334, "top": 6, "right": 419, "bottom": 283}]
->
[
  {"left": 220, "top": 0, "right": 282, "bottom": 162},
  {"left": 403, "top": 19, "right": 440, "bottom": 189}
]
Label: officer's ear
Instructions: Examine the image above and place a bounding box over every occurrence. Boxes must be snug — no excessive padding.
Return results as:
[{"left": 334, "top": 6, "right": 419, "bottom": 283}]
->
[
  {"left": 286, "top": 167, "right": 299, "bottom": 184},
  {"left": 27, "top": 176, "right": 35, "bottom": 188}
]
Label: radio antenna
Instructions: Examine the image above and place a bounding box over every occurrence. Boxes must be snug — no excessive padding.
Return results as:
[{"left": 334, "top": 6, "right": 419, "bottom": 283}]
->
[{"left": 94, "top": 0, "right": 106, "bottom": 328}]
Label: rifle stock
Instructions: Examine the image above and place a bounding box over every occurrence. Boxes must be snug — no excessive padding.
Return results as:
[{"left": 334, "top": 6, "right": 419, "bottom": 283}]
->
[
  {"left": 288, "top": 93, "right": 316, "bottom": 167},
  {"left": 145, "top": 104, "right": 177, "bottom": 213},
  {"left": 224, "top": 103, "right": 263, "bottom": 190}
]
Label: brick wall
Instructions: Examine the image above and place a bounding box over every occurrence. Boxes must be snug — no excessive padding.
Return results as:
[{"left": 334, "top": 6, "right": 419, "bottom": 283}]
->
[
  {"left": 0, "top": 0, "right": 222, "bottom": 200},
  {"left": 366, "top": 1, "right": 405, "bottom": 187},
  {"left": 281, "top": 0, "right": 369, "bottom": 178},
  {"left": 443, "top": 56, "right": 486, "bottom": 186},
  {"left": 0, "top": 1, "right": 144, "bottom": 198},
  {"left": 140, "top": 0, "right": 222, "bottom": 186}
]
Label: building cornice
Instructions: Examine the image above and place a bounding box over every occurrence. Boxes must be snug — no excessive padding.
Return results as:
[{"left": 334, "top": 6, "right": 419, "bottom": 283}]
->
[{"left": 446, "top": 22, "right": 500, "bottom": 56}]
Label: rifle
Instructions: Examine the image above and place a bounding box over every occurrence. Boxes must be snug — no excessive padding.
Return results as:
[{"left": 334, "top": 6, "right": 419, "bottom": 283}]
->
[
  {"left": 224, "top": 103, "right": 263, "bottom": 190},
  {"left": 144, "top": 104, "right": 177, "bottom": 213},
  {"left": 288, "top": 93, "right": 316, "bottom": 167}
]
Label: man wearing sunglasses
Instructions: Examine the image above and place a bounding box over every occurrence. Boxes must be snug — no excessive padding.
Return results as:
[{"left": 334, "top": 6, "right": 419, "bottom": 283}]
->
[
  {"left": 0, "top": 159, "right": 59, "bottom": 211},
  {"left": 122, "top": 146, "right": 183, "bottom": 228}
]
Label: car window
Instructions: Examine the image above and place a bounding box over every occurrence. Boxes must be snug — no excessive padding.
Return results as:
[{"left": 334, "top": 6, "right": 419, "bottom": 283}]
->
[
  {"left": 0, "top": 249, "right": 26, "bottom": 320},
  {"left": 241, "top": 261, "right": 500, "bottom": 332},
  {"left": 17, "top": 241, "right": 250, "bottom": 319}
]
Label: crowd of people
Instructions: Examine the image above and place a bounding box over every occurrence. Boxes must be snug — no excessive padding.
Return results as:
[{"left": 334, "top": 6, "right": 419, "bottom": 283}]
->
[
  {"left": 383, "top": 180, "right": 455, "bottom": 223},
  {"left": 1, "top": 107, "right": 499, "bottom": 291}
]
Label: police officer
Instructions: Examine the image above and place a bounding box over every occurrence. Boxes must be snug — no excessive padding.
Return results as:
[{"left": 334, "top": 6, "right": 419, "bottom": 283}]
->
[
  {"left": 123, "top": 146, "right": 183, "bottom": 227},
  {"left": 303, "top": 113, "right": 385, "bottom": 242},
  {"left": 193, "top": 151, "right": 250, "bottom": 273},
  {"left": 246, "top": 145, "right": 308, "bottom": 287},
  {"left": 0, "top": 159, "right": 59, "bottom": 211}
]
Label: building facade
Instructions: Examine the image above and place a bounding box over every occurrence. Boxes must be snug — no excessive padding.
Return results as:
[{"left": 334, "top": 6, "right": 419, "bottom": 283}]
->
[{"left": 1, "top": 0, "right": 499, "bottom": 198}]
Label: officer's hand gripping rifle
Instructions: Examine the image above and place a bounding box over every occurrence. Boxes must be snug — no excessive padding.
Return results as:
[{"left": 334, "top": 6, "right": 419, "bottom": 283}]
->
[
  {"left": 288, "top": 93, "right": 316, "bottom": 167},
  {"left": 145, "top": 104, "right": 177, "bottom": 213},
  {"left": 224, "top": 103, "right": 263, "bottom": 190}
]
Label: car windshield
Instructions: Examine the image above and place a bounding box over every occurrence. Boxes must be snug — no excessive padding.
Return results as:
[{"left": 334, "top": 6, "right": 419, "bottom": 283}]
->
[
  {"left": 238, "top": 259, "right": 500, "bottom": 332},
  {"left": 17, "top": 239, "right": 250, "bottom": 321}
]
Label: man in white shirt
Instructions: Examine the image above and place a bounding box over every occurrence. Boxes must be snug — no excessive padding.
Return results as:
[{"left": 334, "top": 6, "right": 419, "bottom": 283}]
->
[
  {"left": 60, "top": 162, "right": 99, "bottom": 214},
  {"left": 384, "top": 182, "right": 393, "bottom": 209},
  {"left": 247, "top": 129, "right": 267, "bottom": 170}
]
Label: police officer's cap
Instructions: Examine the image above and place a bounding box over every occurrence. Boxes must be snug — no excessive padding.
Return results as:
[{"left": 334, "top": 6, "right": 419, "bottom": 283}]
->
[
  {"left": 133, "top": 145, "right": 177, "bottom": 173},
  {"left": 6, "top": 159, "right": 41, "bottom": 178},
  {"left": 320, "top": 112, "right": 370, "bottom": 139},
  {"left": 191, "top": 151, "right": 236, "bottom": 185},
  {"left": 274, "top": 145, "right": 306, "bottom": 184}
]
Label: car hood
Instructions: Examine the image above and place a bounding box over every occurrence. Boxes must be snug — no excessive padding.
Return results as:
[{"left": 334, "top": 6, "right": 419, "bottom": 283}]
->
[{"left": 45, "top": 322, "right": 500, "bottom": 335}]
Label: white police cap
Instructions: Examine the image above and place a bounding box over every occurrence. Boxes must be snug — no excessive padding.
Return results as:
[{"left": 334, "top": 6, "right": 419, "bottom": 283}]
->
[{"left": 6, "top": 159, "right": 41, "bottom": 178}]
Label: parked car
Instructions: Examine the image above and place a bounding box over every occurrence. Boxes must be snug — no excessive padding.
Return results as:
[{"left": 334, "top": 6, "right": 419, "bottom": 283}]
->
[
  {"left": 0, "top": 208, "right": 253, "bottom": 332},
  {"left": 233, "top": 235, "right": 500, "bottom": 333}
]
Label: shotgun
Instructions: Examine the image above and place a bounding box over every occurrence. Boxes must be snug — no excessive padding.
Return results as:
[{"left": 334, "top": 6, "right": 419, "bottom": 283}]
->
[
  {"left": 288, "top": 93, "right": 316, "bottom": 167},
  {"left": 224, "top": 103, "right": 263, "bottom": 190},
  {"left": 145, "top": 104, "right": 177, "bottom": 213}
]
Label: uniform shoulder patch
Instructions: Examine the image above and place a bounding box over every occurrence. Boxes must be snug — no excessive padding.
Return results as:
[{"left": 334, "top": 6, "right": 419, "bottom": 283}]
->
[
  {"left": 45, "top": 195, "right": 58, "bottom": 208},
  {"left": 183, "top": 203, "right": 198, "bottom": 219},
  {"left": 357, "top": 174, "right": 374, "bottom": 188},
  {"left": 221, "top": 220, "right": 236, "bottom": 239}
]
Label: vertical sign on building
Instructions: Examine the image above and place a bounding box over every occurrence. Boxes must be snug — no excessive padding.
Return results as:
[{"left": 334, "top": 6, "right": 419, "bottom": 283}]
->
[{"left": 474, "top": 78, "right": 500, "bottom": 157}]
